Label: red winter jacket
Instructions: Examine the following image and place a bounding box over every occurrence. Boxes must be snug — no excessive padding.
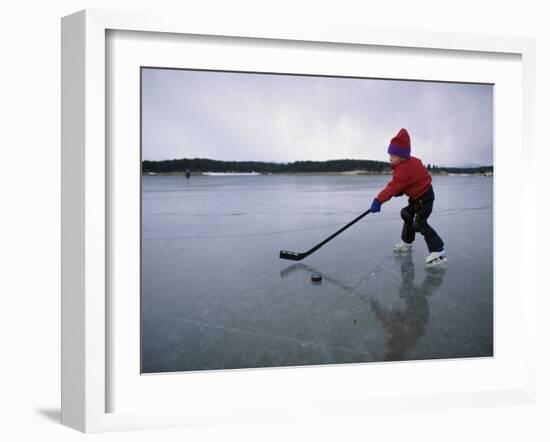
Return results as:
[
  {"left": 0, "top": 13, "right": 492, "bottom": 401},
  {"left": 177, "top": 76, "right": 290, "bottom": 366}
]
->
[{"left": 376, "top": 156, "right": 432, "bottom": 204}]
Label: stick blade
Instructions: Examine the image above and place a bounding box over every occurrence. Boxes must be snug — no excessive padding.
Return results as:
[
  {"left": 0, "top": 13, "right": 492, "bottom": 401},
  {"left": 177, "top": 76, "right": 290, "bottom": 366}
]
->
[{"left": 279, "top": 250, "right": 306, "bottom": 261}]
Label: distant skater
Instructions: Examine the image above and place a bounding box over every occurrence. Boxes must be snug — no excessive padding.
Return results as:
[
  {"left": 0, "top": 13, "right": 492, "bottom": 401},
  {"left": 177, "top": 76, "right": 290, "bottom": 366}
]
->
[
  {"left": 185, "top": 167, "right": 191, "bottom": 179},
  {"left": 370, "top": 128, "right": 447, "bottom": 266}
]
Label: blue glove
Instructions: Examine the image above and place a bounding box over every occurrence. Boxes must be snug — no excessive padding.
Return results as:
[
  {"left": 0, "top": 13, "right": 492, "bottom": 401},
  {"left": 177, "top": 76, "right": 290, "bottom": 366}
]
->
[{"left": 370, "top": 198, "right": 381, "bottom": 213}]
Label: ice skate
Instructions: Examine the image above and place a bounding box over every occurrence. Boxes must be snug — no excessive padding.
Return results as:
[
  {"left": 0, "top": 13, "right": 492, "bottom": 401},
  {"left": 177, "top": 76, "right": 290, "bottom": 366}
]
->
[
  {"left": 393, "top": 240, "right": 413, "bottom": 253},
  {"left": 425, "top": 249, "right": 448, "bottom": 266}
]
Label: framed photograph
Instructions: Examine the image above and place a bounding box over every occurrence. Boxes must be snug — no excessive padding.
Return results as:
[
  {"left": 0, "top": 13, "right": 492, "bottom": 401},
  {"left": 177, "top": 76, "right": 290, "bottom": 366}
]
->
[{"left": 61, "top": 9, "right": 537, "bottom": 433}]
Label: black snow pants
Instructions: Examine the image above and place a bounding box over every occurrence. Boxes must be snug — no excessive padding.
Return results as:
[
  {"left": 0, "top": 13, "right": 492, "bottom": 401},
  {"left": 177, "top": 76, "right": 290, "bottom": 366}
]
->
[{"left": 401, "top": 185, "right": 444, "bottom": 253}]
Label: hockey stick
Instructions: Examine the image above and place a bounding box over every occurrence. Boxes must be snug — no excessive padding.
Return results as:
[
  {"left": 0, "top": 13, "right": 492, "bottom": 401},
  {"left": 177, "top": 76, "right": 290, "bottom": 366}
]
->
[{"left": 279, "top": 209, "right": 372, "bottom": 261}]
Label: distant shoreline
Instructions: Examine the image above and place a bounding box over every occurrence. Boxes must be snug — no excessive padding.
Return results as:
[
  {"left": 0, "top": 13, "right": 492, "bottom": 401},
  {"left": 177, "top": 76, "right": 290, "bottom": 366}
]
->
[{"left": 142, "top": 170, "right": 493, "bottom": 177}]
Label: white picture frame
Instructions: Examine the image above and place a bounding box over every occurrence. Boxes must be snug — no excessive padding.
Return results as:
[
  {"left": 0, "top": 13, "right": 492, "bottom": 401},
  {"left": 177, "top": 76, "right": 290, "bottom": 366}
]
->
[{"left": 61, "top": 9, "right": 537, "bottom": 433}]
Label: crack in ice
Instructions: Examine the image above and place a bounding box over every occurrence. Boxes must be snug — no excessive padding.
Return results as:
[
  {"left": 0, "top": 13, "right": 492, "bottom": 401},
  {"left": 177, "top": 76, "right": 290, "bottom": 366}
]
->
[
  {"left": 143, "top": 205, "right": 493, "bottom": 241},
  {"left": 174, "top": 317, "right": 374, "bottom": 359},
  {"left": 297, "top": 288, "right": 335, "bottom": 363}
]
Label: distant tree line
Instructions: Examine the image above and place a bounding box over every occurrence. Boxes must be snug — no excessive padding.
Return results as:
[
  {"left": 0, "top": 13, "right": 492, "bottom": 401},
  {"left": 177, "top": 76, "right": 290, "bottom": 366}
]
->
[
  {"left": 142, "top": 158, "right": 391, "bottom": 174},
  {"left": 427, "top": 164, "right": 493, "bottom": 174},
  {"left": 142, "top": 158, "right": 493, "bottom": 175}
]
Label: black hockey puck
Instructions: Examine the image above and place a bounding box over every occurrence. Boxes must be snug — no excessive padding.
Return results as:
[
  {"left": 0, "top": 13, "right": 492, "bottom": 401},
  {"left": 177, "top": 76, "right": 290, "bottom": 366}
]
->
[{"left": 311, "top": 273, "right": 322, "bottom": 282}]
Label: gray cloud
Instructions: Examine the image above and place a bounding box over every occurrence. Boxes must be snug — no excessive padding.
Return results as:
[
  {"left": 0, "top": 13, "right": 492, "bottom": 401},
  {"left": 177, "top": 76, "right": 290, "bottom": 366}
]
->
[{"left": 142, "top": 68, "right": 493, "bottom": 167}]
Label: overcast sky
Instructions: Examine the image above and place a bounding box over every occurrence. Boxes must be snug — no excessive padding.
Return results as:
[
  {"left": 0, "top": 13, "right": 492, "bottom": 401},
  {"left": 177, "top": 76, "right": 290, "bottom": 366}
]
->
[{"left": 141, "top": 68, "right": 493, "bottom": 167}]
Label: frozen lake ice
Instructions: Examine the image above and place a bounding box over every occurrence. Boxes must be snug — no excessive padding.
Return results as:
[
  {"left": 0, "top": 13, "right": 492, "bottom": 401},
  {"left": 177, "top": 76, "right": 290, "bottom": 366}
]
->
[{"left": 141, "top": 174, "right": 493, "bottom": 373}]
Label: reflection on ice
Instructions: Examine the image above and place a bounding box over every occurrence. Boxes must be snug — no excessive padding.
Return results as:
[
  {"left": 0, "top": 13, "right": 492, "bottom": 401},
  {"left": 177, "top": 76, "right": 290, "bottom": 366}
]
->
[
  {"left": 281, "top": 254, "right": 447, "bottom": 362},
  {"left": 370, "top": 254, "right": 445, "bottom": 361}
]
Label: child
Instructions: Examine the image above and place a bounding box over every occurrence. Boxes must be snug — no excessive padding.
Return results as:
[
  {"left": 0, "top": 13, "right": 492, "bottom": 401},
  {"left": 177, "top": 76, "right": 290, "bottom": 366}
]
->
[{"left": 370, "top": 128, "right": 447, "bottom": 266}]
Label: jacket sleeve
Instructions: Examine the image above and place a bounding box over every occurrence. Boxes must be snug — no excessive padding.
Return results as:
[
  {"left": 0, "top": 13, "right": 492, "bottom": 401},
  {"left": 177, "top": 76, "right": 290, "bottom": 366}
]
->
[{"left": 376, "top": 168, "right": 410, "bottom": 204}]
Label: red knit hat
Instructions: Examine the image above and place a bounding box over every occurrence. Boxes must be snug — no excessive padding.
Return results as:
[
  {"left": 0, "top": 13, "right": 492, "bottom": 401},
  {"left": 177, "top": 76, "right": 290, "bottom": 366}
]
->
[{"left": 387, "top": 128, "right": 411, "bottom": 159}]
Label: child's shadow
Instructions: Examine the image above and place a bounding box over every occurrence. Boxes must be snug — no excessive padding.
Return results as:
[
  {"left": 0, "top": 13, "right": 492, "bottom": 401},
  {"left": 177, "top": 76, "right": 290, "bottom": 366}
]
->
[{"left": 370, "top": 253, "right": 446, "bottom": 361}]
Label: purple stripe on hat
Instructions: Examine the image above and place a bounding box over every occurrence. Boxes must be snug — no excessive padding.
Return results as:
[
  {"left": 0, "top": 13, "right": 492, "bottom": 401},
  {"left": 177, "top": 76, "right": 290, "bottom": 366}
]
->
[{"left": 388, "top": 143, "right": 411, "bottom": 159}]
